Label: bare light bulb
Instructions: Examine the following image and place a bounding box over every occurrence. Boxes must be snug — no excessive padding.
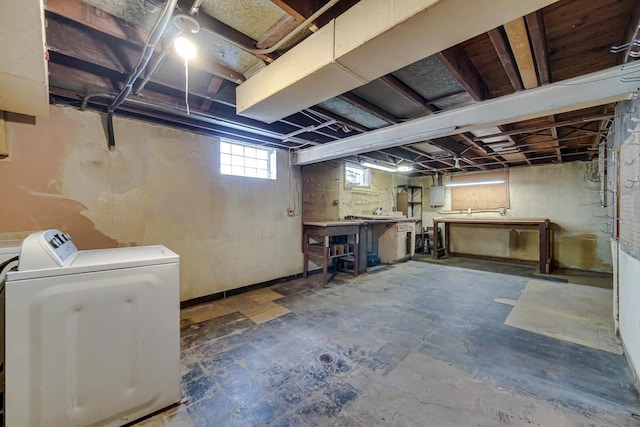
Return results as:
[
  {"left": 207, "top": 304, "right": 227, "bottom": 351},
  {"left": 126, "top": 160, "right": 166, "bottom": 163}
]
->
[{"left": 174, "top": 36, "right": 196, "bottom": 60}]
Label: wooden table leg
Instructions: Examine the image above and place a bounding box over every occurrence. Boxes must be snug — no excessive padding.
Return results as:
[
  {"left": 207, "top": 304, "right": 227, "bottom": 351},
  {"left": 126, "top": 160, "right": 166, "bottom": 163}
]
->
[
  {"left": 303, "top": 231, "right": 309, "bottom": 278},
  {"left": 432, "top": 220, "right": 439, "bottom": 259},
  {"left": 354, "top": 232, "right": 359, "bottom": 277},
  {"left": 444, "top": 223, "right": 451, "bottom": 257},
  {"left": 322, "top": 235, "right": 329, "bottom": 285}
]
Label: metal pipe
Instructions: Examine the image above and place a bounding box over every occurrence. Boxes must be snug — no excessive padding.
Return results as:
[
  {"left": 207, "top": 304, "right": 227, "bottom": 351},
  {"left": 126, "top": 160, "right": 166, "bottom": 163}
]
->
[
  {"left": 135, "top": 3, "right": 202, "bottom": 95},
  {"left": 189, "top": 0, "right": 204, "bottom": 15},
  {"left": 108, "top": 0, "right": 178, "bottom": 113},
  {"left": 82, "top": 93, "right": 311, "bottom": 147},
  {"left": 202, "top": 0, "right": 341, "bottom": 56}
]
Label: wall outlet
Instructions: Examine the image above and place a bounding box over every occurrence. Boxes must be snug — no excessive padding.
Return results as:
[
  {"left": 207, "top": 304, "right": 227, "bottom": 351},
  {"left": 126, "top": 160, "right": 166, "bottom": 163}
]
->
[{"left": 286, "top": 208, "right": 295, "bottom": 216}]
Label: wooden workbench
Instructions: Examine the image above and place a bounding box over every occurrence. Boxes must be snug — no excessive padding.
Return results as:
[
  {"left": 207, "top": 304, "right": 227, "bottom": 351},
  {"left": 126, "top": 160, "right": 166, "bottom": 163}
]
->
[
  {"left": 432, "top": 217, "right": 552, "bottom": 274},
  {"left": 303, "top": 221, "right": 362, "bottom": 285}
]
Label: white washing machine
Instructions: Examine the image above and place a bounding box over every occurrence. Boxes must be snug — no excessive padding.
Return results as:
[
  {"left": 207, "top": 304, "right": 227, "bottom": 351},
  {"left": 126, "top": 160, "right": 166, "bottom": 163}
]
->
[
  {"left": 0, "top": 240, "right": 21, "bottom": 284},
  {"left": 0, "top": 240, "right": 22, "bottom": 398},
  {"left": 4, "top": 230, "right": 181, "bottom": 427}
]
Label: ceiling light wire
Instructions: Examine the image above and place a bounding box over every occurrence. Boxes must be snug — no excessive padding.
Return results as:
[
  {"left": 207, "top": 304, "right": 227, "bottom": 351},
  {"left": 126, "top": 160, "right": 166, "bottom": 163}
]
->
[{"left": 184, "top": 57, "right": 190, "bottom": 114}]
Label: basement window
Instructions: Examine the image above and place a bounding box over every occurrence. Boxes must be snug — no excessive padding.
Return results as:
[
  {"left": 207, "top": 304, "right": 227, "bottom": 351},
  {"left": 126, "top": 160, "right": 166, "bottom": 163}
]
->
[
  {"left": 345, "top": 162, "right": 371, "bottom": 189},
  {"left": 220, "top": 139, "right": 276, "bottom": 180}
]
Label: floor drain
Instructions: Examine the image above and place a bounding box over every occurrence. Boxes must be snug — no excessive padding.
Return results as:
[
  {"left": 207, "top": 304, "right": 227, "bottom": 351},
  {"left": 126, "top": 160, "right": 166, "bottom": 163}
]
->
[{"left": 319, "top": 353, "right": 334, "bottom": 364}]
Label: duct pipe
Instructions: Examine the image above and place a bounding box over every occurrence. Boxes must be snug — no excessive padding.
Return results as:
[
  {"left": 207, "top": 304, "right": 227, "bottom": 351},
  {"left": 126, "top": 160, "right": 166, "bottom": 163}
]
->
[{"left": 108, "top": 0, "right": 178, "bottom": 113}]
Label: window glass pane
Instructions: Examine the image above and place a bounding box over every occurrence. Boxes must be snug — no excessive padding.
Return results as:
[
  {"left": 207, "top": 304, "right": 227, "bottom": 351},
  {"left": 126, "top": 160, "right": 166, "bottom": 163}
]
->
[
  {"left": 245, "top": 157, "right": 257, "bottom": 168},
  {"left": 231, "top": 156, "right": 244, "bottom": 167},
  {"left": 245, "top": 147, "right": 256, "bottom": 158},
  {"left": 219, "top": 139, "right": 276, "bottom": 180},
  {"left": 345, "top": 162, "right": 370, "bottom": 188},
  {"left": 231, "top": 144, "right": 244, "bottom": 156}
]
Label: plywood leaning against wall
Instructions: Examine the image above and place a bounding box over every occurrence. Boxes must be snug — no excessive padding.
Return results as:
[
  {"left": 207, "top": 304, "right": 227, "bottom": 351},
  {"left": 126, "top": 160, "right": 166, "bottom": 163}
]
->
[{"left": 451, "top": 170, "right": 510, "bottom": 210}]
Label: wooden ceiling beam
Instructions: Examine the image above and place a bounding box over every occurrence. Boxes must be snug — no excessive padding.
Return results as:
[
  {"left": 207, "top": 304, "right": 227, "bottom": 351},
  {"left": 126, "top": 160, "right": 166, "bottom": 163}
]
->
[
  {"left": 401, "top": 145, "right": 459, "bottom": 170},
  {"left": 488, "top": 28, "right": 524, "bottom": 91},
  {"left": 619, "top": 0, "right": 640, "bottom": 65},
  {"left": 338, "top": 93, "right": 399, "bottom": 124},
  {"left": 525, "top": 11, "right": 551, "bottom": 85},
  {"left": 44, "top": 0, "right": 147, "bottom": 45},
  {"left": 380, "top": 74, "right": 438, "bottom": 113},
  {"left": 436, "top": 45, "right": 490, "bottom": 101},
  {"left": 503, "top": 17, "right": 538, "bottom": 89},
  {"left": 271, "top": 0, "right": 320, "bottom": 24},
  {"left": 457, "top": 132, "right": 508, "bottom": 168},
  {"left": 46, "top": 2, "right": 246, "bottom": 84},
  {"left": 548, "top": 116, "right": 563, "bottom": 162},
  {"left": 307, "top": 107, "right": 370, "bottom": 133},
  {"left": 200, "top": 76, "right": 225, "bottom": 112},
  {"left": 176, "top": 0, "right": 275, "bottom": 63},
  {"left": 271, "top": 0, "right": 361, "bottom": 29},
  {"left": 46, "top": 17, "right": 207, "bottom": 97},
  {"left": 256, "top": 15, "right": 299, "bottom": 49},
  {"left": 474, "top": 114, "right": 615, "bottom": 140}
]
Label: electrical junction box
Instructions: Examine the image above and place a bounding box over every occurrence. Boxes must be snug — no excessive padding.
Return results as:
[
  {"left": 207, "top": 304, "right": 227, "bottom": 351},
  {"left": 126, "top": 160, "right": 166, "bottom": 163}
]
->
[{"left": 430, "top": 186, "right": 445, "bottom": 207}]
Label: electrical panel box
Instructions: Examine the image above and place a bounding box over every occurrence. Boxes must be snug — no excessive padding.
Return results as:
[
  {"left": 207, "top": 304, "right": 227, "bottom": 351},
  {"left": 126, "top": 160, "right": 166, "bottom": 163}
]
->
[{"left": 430, "top": 186, "right": 445, "bottom": 207}]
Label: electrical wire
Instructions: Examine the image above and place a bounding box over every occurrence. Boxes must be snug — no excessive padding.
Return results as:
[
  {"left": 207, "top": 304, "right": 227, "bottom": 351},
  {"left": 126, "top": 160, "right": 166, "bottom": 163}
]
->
[{"left": 184, "top": 57, "right": 191, "bottom": 114}]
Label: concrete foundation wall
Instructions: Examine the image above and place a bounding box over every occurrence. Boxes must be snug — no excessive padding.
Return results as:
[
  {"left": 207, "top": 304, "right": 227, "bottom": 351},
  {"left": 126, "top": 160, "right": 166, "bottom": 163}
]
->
[
  {"left": 421, "top": 162, "right": 611, "bottom": 272},
  {"left": 0, "top": 105, "right": 303, "bottom": 301},
  {"left": 302, "top": 161, "right": 410, "bottom": 221}
]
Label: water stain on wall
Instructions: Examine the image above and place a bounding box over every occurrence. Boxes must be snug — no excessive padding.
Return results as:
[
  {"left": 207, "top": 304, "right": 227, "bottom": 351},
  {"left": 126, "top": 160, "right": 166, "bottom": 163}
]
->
[
  {"left": 558, "top": 233, "right": 604, "bottom": 271},
  {"left": 1, "top": 111, "right": 118, "bottom": 249}
]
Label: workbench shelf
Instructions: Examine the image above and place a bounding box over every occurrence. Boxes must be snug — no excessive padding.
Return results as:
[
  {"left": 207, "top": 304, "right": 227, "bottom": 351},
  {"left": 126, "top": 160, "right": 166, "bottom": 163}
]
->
[
  {"left": 303, "top": 222, "right": 360, "bottom": 285},
  {"left": 397, "top": 185, "right": 423, "bottom": 252}
]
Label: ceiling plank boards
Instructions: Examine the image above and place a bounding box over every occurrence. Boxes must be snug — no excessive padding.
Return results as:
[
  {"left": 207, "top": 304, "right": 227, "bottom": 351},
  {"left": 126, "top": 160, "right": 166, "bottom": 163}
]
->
[{"left": 503, "top": 17, "right": 539, "bottom": 89}]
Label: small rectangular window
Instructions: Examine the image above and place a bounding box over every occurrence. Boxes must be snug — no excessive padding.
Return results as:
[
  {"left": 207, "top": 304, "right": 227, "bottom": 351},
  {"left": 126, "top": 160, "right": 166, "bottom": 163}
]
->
[
  {"left": 345, "top": 162, "right": 371, "bottom": 189},
  {"left": 220, "top": 139, "right": 276, "bottom": 180}
]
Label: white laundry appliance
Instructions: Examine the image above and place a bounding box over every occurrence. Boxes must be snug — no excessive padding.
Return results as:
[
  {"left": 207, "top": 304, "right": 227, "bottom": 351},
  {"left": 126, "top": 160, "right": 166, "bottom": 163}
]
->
[
  {"left": 0, "top": 240, "right": 22, "bottom": 397},
  {"left": 0, "top": 240, "right": 21, "bottom": 283},
  {"left": 4, "top": 230, "right": 181, "bottom": 427}
]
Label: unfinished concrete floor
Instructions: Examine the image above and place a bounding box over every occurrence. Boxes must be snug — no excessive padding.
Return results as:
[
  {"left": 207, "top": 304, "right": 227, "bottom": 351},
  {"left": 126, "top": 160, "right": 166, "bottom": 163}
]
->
[{"left": 139, "top": 260, "right": 640, "bottom": 426}]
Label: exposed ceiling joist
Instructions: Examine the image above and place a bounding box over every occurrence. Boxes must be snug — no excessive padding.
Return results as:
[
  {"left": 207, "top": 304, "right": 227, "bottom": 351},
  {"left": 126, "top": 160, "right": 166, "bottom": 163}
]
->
[
  {"left": 436, "top": 45, "right": 490, "bottom": 101},
  {"left": 237, "top": 0, "right": 561, "bottom": 123},
  {"left": 525, "top": 11, "right": 551, "bottom": 85},
  {"left": 380, "top": 74, "right": 437, "bottom": 113},
  {"left": 294, "top": 63, "right": 640, "bottom": 165},
  {"left": 488, "top": 28, "right": 524, "bottom": 91}
]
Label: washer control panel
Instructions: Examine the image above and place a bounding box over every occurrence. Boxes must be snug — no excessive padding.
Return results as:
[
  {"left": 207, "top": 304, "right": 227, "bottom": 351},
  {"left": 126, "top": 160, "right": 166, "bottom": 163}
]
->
[
  {"left": 17, "top": 229, "right": 78, "bottom": 271},
  {"left": 42, "top": 230, "right": 76, "bottom": 264}
]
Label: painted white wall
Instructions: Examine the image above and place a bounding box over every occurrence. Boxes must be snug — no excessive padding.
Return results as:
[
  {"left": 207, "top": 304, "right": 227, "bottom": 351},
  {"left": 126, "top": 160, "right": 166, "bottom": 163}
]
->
[
  {"left": 618, "top": 248, "right": 640, "bottom": 384},
  {"left": 418, "top": 162, "right": 611, "bottom": 271},
  {"left": 0, "top": 105, "right": 303, "bottom": 301}
]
